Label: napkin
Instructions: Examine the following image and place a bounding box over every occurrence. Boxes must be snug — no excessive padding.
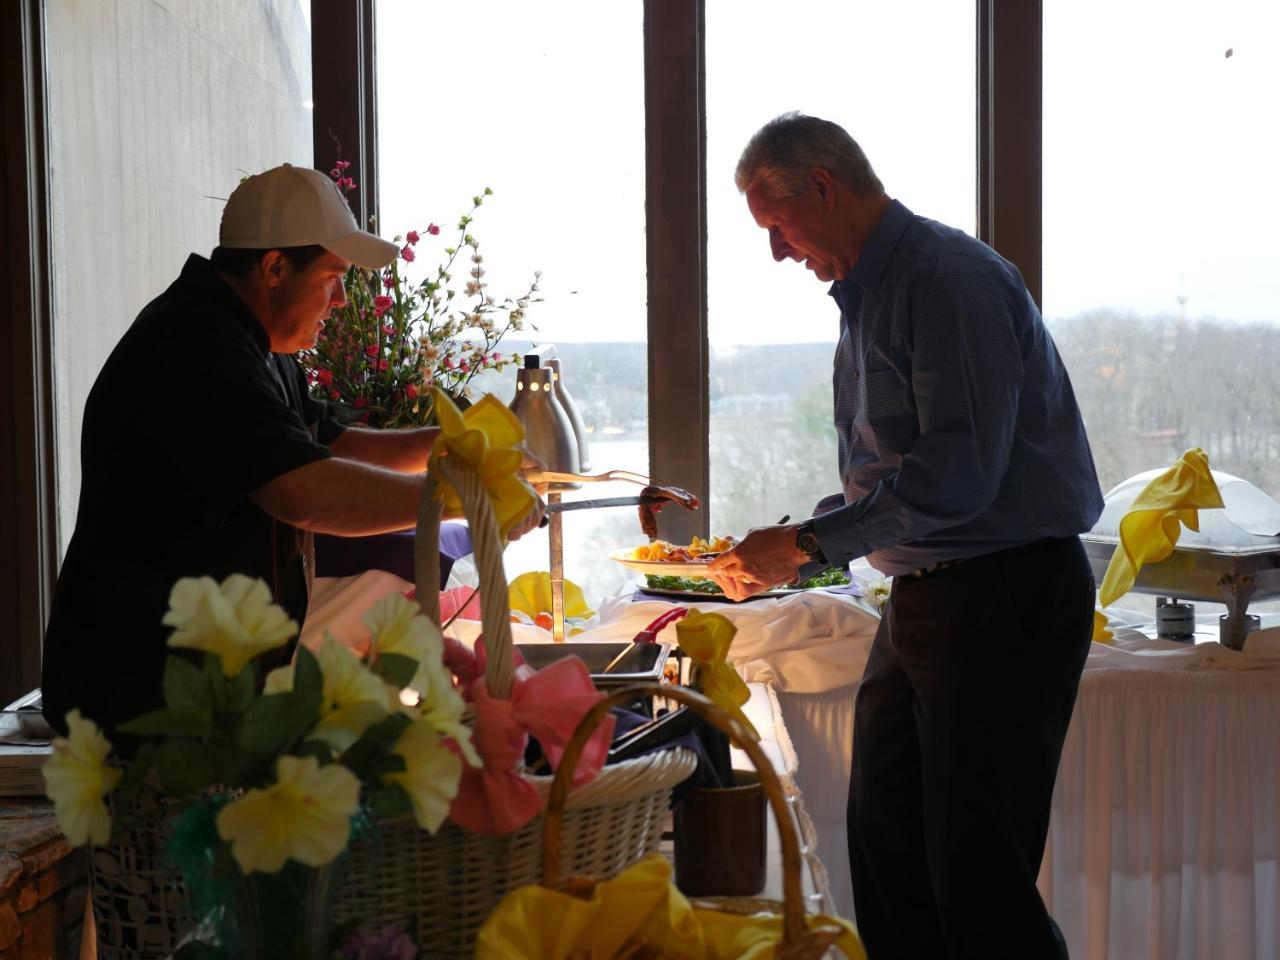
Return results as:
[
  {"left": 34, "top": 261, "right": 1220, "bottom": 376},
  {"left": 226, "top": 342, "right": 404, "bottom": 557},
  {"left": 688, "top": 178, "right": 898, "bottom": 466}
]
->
[
  {"left": 508, "top": 571, "right": 596, "bottom": 624},
  {"left": 1092, "top": 448, "right": 1224, "bottom": 643},
  {"left": 475, "top": 853, "right": 866, "bottom": 959}
]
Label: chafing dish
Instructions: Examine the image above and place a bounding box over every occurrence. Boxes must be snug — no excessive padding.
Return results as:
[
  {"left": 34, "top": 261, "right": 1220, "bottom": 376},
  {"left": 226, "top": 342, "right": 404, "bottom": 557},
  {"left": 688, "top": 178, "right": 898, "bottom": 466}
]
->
[{"left": 1082, "top": 469, "right": 1280, "bottom": 649}]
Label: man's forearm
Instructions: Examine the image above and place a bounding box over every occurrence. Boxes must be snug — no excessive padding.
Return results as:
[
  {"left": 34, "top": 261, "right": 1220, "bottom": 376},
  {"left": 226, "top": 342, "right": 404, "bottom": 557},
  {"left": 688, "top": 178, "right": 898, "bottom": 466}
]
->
[
  {"left": 252, "top": 457, "right": 442, "bottom": 535},
  {"left": 328, "top": 425, "right": 439, "bottom": 473}
]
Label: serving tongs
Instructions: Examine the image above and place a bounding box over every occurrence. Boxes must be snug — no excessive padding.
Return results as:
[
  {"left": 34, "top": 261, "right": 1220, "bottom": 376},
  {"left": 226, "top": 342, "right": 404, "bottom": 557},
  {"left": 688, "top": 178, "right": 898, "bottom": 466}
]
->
[
  {"left": 526, "top": 468, "right": 653, "bottom": 487},
  {"left": 541, "top": 494, "right": 668, "bottom": 519}
]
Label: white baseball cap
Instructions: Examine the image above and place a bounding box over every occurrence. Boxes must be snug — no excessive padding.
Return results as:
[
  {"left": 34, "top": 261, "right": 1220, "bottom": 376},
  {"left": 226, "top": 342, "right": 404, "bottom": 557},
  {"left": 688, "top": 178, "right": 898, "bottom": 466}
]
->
[{"left": 219, "top": 163, "right": 399, "bottom": 269}]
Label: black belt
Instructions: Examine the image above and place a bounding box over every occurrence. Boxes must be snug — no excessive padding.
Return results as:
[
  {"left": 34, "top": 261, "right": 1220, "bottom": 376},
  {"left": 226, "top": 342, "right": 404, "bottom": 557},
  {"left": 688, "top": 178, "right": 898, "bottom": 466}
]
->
[{"left": 908, "top": 556, "right": 971, "bottom": 578}]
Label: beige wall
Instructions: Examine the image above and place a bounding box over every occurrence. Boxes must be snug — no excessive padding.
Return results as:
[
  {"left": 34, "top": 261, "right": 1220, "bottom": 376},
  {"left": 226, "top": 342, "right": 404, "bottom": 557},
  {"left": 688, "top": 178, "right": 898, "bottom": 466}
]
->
[{"left": 45, "top": 0, "right": 312, "bottom": 555}]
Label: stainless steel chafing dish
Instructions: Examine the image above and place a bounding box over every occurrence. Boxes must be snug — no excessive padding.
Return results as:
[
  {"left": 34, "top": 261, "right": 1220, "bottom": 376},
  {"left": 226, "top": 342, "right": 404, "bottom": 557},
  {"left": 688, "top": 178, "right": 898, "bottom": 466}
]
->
[{"left": 1082, "top": 469, "right": 1280, "bottom": 649}]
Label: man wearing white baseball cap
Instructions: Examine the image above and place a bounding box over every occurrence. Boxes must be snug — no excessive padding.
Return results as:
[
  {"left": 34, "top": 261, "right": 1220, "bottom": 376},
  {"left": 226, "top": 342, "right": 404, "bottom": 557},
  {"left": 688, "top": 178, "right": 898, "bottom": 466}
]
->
[{"left": 41, "top": 163, "right": 544, "bottom": 742}]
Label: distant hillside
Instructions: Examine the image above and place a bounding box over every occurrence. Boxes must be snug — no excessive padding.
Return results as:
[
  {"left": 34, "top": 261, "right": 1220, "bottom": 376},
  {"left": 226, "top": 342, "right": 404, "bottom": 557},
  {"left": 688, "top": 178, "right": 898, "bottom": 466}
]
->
[{"left": 474, "top": 339, "right": 834, "bottom": 430}]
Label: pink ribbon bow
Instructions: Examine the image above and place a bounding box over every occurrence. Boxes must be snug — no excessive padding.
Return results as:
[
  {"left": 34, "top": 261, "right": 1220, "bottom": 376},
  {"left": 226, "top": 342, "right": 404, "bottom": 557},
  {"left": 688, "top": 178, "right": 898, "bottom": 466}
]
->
[{"left": 447, "top": 655, "right": 615, "bottom": 836}]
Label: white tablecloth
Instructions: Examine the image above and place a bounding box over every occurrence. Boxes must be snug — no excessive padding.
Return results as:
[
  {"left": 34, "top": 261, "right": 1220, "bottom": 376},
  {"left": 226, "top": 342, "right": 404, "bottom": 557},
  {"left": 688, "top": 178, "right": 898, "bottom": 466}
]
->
[
  {"left": 1043, "top": 630, "right": 1280, "bottom": 960},
  {"left": 587, "top": 602, "right": 1280, "bottom": 959}
]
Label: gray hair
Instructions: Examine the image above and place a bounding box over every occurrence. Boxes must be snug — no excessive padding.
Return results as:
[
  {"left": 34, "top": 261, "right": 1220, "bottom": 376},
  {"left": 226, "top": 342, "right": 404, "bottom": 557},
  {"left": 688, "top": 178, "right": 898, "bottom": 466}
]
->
[{"left": 735, "top": 112, "right": 884, "bottom": 198}]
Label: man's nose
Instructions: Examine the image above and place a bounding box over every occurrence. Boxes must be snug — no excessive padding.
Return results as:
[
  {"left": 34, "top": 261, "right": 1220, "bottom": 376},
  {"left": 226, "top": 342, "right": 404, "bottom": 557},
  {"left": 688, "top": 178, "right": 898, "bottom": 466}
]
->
[
  {"left": 331, "top": 280, "right": 347, "bottom": 308},
  {"left": 769, "top": 230, "right": 789, "bottom": 262}
]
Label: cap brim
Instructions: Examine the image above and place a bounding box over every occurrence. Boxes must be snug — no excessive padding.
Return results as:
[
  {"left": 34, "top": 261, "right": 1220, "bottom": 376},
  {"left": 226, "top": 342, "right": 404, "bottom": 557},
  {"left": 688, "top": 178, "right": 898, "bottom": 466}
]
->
[{"left": 322, "top": 230, "right": 401, "bottom": 270}]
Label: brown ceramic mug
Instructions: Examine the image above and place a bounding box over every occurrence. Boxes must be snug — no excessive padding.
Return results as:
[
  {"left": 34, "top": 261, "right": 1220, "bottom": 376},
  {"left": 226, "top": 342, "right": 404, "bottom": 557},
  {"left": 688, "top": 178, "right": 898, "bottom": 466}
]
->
[{"left": 673, "top": 769, "right": 767, "bottom": 897}]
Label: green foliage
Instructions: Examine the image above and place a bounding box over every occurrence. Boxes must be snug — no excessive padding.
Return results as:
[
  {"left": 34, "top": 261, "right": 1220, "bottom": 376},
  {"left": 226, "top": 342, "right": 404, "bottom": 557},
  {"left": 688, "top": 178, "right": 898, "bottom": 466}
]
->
[
  {"left": 365, "top": 784, "right": 413, "bottom": 820},
  {"left": 155, "top": 738, "right": 220, "bottom": 796},
  {"left": 118, "top": 706, "right": 214, "bottom": 738},
  {"left": 240, "top": 647, "right": 323, "bottom": 757},
  {"left": 341, "top": 713, "right": 411, "bottom": 783},
  {"left": 372, "top": 652, "right": 419, "bottom": 688},
  {"left": 163, "top": 657, "right": 207, "bottom": 710}
]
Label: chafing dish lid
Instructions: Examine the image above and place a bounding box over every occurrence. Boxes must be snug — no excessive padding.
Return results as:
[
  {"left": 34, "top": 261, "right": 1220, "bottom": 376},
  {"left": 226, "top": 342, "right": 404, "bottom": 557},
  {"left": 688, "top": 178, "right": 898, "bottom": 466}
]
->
[{"left": 1086, "top": 469, "right": 1280, "bottom": 549}]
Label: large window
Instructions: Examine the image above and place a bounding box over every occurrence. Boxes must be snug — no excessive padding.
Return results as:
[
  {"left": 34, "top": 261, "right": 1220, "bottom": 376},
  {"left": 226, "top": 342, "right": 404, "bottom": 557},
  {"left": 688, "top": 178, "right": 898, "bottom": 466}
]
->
[
  {"left": 44, "top": 0, "right": 314, "bottom": 557},
  {"left": 705, "top": 0, "right": 977, "bottom": 538},
  {"left": 1044, "top": 0, "right": 1280, "bottom": 494},
  {"left": 1044, "top": 0, "right": 1280, "bottom": 617},
  {"left": 376, "top": 1, "right": 647, "bottom": 601}
]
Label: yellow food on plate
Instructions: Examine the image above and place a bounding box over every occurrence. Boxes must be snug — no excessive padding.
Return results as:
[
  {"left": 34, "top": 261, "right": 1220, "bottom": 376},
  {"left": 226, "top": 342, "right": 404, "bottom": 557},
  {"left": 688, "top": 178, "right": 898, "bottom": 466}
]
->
[{"left": 630, "top": 535, "right": 735, "bottom": 562}]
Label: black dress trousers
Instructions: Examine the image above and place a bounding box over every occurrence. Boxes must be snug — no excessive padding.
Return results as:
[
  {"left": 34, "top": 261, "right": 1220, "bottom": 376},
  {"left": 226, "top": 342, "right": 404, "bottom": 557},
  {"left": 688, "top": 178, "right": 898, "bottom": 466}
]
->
[{"left": 847, "top": 536, "right": 1095, "bottom": 959}]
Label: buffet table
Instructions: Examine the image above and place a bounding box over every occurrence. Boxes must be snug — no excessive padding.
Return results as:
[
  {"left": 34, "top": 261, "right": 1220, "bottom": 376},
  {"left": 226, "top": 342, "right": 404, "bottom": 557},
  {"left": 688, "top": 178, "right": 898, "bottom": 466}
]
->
[
  {"left": 579, "top": 595, "right": 1280, "bottom": 960},
  {"left": 1042, "top": 630, "right": 1280, "bottom": 960},
  {"left": 596, "top": 609, "right": 1280, "bottom": 960},
  {"left": 729, "top": 682, "right": 834, "bottom": 915},
  {"left": 306, "top": 568, "right": 1280, "bottom": 958}
]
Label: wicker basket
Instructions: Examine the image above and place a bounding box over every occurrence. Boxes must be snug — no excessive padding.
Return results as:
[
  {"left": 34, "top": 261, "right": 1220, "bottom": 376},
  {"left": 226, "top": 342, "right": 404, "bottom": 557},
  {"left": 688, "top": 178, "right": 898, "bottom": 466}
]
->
[
  {"left": 537, "top": 683, "right": 861, "bottom": 960},
  {"left": 329, "top": 455, "right": 698, "bottom": 957},
  {"left": 89, "top": 794, "right": 196, "bottom": 960}
]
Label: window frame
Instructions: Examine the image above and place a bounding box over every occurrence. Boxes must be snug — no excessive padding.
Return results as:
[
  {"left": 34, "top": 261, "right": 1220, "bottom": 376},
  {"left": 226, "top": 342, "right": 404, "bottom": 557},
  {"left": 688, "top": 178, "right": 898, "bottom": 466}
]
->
[
  {"left": 0, "top": 1, "right": 1042, "bottom": 696},
  {"left": 1, "top": 0, "right": 58, "bottom": 706},
  {"left": 345, "top": 2, "right": 1043, "bottom": 544}
]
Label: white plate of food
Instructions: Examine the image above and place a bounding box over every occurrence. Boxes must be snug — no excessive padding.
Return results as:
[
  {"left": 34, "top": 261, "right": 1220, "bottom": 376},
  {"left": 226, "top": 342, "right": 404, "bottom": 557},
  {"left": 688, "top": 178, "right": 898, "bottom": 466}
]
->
[
  {"left": 608, "top": 550, "right": 719, "bottom": 578},
  {"left": 608, "top": 535, "right": 736, "bottom": 578}
]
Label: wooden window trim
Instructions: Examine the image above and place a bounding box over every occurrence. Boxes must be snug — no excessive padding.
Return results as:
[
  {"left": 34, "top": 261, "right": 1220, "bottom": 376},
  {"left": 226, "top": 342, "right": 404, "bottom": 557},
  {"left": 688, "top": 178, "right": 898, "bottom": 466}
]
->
[
  {"left": 978, "top": 0, "right": 1042, "bottom": 307},
  {"left": 644, "top": 0, "right": 710, "bottom": 543},
  {"left": 311, "top": 0, "right": 380, "bottom": 230},
  {"left": 320, "top": 0, "right": 1043, "bottom": 542},
  {"left": 1, "top": 0, "right": 58, "bottom": 705}
]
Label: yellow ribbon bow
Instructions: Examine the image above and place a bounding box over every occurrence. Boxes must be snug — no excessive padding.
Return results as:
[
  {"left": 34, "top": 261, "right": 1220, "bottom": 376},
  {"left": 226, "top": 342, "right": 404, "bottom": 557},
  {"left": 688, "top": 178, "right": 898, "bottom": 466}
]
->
[
  {"left": 1092, "top": 447, "right": 1225, "bottom": 643},
  {"left": 475, "top": 853, "right": 866, "bottom": 959},
  {"left": 675, "top": 611, "right": 759, "bottom": 742},
  {"left": 508, "top": 571, "right": 596, "bottom": 622},
  {"left": 428, "top": 388, "right": 538, "bottom": 539}
]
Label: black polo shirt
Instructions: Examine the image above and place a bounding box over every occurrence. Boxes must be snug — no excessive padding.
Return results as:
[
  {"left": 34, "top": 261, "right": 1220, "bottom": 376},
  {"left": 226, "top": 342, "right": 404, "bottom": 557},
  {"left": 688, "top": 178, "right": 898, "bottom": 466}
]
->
[{"left": 41, "top": 254, "right": 345, "bottom": 737}]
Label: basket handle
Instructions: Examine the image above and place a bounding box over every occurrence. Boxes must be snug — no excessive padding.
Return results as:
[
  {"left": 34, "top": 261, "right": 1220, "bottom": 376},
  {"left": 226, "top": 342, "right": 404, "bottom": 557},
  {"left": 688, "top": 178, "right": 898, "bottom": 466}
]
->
[
  {"left": 414, "top": 456, "right": 517, "bottom": 699},
  {"left": 541, "top": 682, "right": 806, "bottom": 946}
]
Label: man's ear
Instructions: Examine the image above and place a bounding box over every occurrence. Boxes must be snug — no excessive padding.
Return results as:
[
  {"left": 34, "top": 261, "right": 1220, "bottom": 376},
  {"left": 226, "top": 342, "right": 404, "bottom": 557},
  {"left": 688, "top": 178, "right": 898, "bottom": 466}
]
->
[
  {"left": 811, "top": 168, "right": 837, "bottom": 207},
  {"left": 259, "top": 249, "right": 288, "bottom": 288}
]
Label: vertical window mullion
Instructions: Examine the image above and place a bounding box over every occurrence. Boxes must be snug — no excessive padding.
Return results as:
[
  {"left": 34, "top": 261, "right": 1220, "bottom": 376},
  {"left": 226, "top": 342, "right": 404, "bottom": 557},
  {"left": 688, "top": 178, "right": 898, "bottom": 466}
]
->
[
  {"left": 0, "top": 0, "right": 58, "bottom": 704},
  {"left": 311, "top": 0, "right": 379, "bottom": 227},
  {"left": 978, "top": 0, "right": 1042, "bottom": 307},
  {"left": 644, "top": 0, "right": 710, "bottom": 543}
]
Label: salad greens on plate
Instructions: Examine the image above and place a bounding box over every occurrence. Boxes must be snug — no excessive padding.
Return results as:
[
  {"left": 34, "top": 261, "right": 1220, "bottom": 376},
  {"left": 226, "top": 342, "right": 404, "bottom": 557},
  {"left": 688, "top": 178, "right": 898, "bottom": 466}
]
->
[{"left": 644, "top": 566, "right": 851, "bottom": 596}]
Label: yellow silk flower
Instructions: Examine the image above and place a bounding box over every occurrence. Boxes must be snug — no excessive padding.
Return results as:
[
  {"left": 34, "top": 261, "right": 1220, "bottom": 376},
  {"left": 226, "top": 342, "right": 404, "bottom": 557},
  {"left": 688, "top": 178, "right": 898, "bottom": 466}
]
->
[
  {"left": 216, "top": 754, "right": 361, "bottom": 874},
  {"left": 429, "top": 388, "right": 537, "bottom": 538},
  {"left": 409, "top": 639, "right": 480, "bottom": 767},
  {"left": 1092, "top": 610, "right": 1114, "bottom": 645},
  {"left": 476, "top": 854, "right": 866, "bottom": 960},
  {"left": 385, "top": 717, "right": 463, "bottom": 832},
  {"left": 41, "top": 710, "right": 122, "bottom": 846},
  {"left": 265, "top": 637, "right": 395, "bottom": 754},
  {"left": 1093, "top": 448, "right": 1225, "bottom": 642},
  {"left": 163, "top": 574, "right": 298, "bottom": 677},
  {"left": 364, "top": 591, "right": 443, "bottom": 666},
  {"left": 676, "top": 611, "right": 759, "bottom": 741},
  {"left": 508, "top": 571, "right": 596, "bottom": 623}
]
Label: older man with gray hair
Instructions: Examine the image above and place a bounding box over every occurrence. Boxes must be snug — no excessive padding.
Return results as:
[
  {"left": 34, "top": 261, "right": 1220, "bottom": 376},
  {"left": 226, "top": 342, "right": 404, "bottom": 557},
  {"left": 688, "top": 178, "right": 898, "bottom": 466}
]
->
[{"left": 710, "top": 112, "right": 1103, "bottom": 959}]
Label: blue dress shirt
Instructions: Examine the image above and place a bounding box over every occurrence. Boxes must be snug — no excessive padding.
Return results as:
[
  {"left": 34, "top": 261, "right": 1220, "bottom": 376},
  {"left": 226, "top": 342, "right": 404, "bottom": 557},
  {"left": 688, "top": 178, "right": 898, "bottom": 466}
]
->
[{"left": 811, "top": 200, "right": 1104, "bottom": 577}]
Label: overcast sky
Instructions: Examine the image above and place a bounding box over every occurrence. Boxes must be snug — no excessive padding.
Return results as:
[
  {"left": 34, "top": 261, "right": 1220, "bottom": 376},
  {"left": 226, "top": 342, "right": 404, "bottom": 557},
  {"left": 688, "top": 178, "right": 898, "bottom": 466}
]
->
[{"left": 371, "top": 0, "right": 1279, "bottom": 345}]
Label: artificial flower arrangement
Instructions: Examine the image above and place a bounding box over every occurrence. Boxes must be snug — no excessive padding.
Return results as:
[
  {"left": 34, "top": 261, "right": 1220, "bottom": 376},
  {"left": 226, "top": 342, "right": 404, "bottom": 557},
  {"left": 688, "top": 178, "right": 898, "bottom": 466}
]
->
[
  {"left": 42, "top": 573, "right": 472, "bottom": 957},
  {"left": 43, "top": 388, "right": 620, "bottom": 958},
  {"left": 300, "top": 161, "right": 540, "bottom": 428}
]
